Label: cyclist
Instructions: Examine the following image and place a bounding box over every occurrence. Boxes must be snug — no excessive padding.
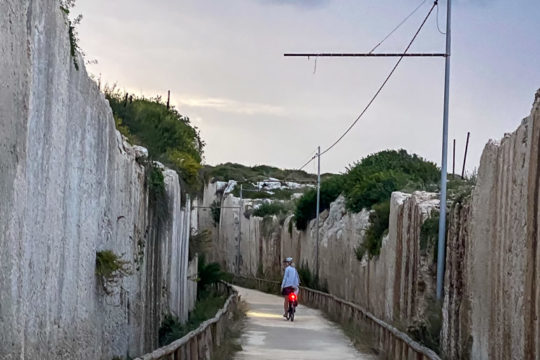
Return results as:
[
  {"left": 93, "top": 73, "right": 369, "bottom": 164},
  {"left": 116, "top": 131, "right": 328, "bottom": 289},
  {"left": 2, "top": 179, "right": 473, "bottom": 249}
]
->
[{"left": 280, "top": 257, "right": 299, "bottom": 318}]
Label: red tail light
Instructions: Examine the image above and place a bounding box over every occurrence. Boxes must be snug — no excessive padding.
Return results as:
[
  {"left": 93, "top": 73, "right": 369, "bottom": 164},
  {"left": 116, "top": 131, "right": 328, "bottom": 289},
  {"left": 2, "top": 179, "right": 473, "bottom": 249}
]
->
[{"left": 289, "top": 293, "right": 297, "bottom": 301}]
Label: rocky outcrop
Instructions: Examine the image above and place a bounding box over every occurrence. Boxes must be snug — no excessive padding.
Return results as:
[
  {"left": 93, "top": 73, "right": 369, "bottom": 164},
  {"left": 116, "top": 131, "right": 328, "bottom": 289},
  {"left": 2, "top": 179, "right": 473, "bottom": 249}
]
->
[
  {"left": 0, "top": 1, "right": 195, "bottom": 359},
  {"left": 443, "top": 91, "right": 540, "bottom": 360}
]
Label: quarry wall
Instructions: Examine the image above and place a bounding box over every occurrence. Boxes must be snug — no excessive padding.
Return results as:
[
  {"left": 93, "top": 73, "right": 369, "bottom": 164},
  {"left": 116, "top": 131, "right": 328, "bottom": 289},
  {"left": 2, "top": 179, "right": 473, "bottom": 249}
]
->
[
  {"left": 0, "top": 1, "right": 196, "bottom": 358},
  {"left": 443, "top": 91, "right": 540, "bottom": 359}
]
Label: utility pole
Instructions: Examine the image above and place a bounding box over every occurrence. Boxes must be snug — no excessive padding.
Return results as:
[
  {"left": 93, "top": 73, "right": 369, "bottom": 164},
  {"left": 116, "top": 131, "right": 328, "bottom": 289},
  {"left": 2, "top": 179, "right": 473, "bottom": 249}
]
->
[
  {"left": 284, "top": 1, "right": 451, "bottom": 298},
  {"left": 315, "top": 146, "right": 321, "bottom": 280},
  {"left": 436, "top": 0, "right": 452, "bottom": 300},
  {"left": 461, "top": 132, "right": 470, "bottom": 178}
]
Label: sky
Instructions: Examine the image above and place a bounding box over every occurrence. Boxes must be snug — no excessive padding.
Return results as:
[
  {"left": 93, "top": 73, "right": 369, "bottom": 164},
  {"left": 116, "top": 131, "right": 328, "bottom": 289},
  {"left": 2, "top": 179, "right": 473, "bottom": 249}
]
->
[{"left": 75, "top": 0, "right": 540, "bottom": 175}]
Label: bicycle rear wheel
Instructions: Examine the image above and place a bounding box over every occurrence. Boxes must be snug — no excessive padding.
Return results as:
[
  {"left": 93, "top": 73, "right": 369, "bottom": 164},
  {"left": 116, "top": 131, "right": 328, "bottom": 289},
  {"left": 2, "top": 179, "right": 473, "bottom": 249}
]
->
[{"left": 288, "top": 302, "right": 295, "bottom": 321}]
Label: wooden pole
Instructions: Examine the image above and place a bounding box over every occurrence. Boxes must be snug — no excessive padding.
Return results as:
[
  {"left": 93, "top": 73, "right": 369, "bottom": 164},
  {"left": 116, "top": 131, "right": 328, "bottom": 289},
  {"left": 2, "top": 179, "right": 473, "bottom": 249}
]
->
[
  {"left": 452, "top": 139, "right": 456, "bottom": 178},
  {"left": 461, "top": 132, "right": 470, "bottom": 178},
  {"left": 167, "top": 90, "right": 171, "bottom": 110}
]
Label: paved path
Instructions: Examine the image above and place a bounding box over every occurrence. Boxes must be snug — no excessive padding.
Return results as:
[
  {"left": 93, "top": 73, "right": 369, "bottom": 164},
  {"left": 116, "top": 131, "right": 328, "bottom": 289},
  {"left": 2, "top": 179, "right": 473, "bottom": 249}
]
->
[{"left": 233, "top": 286, "right": 377, "bottom": 360}]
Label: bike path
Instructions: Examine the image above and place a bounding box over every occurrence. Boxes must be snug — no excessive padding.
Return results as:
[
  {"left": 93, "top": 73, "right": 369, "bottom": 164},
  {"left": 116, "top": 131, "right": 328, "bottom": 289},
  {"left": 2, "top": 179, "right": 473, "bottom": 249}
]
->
[{"left": 233, "top": 286, "right": 377, "bottom": 360}]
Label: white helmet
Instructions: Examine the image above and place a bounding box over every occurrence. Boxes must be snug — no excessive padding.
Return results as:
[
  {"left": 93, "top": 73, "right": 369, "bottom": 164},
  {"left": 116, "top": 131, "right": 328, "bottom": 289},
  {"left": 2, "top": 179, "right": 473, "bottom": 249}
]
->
[{"left": 284, "top": 257, "right": 293, "bottom": 263}]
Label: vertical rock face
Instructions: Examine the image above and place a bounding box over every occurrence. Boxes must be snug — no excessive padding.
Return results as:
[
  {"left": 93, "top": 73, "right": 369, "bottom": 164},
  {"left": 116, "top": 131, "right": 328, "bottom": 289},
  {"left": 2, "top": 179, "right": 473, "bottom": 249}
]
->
[
  {"left": 444, "top": 91, "right": 540, "bottom": 359},
  {"left": 0, "top": 1, "right": 195, "bottom": 359}
]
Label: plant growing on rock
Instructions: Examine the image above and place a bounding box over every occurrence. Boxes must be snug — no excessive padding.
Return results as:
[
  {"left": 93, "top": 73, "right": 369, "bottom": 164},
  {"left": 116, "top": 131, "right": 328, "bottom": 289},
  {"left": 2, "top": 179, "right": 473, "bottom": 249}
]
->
[
  {"left": 105, "top": 87, "right": 204, "bottom": 196},
  {"left": 59, "top": 0, "right": 83, "bottom": 70},
  {"left": 210, "top": 200, "right": 221, "bottom": 226},
  {"left": 252, "top": 202, "right": 288, "bottom": 218},
  {"left": 197, "top": 254, "right": 224, "bottom": 297},
  {"left": 355, "top": 200, "right": 390, "bottom": 261},
  {"left": 344, "top": 150, "right": 439, "bottom": 212},
  {"left": 144, "top": 162, "right": 169, "bottom": 222},
  {"left": 294, "top": 175, "right": 345, "bottom": 230},
  {"left": 189, "top": 229, "right": 212, "bottom": 260},
  {"left": 95, "top": 250, "right": 131, "bottom": 295}
]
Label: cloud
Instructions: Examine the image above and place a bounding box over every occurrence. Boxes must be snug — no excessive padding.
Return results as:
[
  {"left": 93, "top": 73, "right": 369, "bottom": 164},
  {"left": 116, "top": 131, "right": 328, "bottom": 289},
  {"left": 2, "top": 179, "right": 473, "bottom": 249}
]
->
[
  {"left": 258, "top": 0, "right": 330, "bottom": 8},
  {"left": 178, "top": 96, "right": 284, "bottom": 116}
]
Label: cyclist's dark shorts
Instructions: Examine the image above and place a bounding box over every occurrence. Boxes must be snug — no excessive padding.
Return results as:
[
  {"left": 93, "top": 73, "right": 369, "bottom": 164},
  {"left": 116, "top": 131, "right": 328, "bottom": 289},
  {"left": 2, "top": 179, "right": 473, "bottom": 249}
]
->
[{"left": 282, "top": 286, "right": 295, "bottom": 296}]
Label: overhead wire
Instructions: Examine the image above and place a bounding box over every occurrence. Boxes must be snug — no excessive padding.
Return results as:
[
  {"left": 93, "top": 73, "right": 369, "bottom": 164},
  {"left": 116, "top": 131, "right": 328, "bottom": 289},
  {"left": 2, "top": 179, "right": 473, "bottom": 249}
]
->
[
  {"left": 369, "top": 0, "right": 428, "bottom": 54},
  {"left": 318, "top": 1, "right": 438, "bottom": 158},
  {"left": 294, "top": 1, "right": 438, "bottom": 172},
  {"left": 298, "top": 149, "right": 318, "bottom": 172},
  {"left": 436, "top": 1, "right": 446, "bottom": 35}
]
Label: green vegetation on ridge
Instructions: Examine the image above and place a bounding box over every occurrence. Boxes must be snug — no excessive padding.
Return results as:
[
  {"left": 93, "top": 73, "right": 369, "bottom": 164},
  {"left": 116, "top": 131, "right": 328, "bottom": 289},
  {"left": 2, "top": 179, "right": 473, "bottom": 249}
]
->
[
  {"left": 106, "top": 87, "right": 204, "bottom": 195},
  {"left": 294, "top": 150, "right": 440, "bottom": 259},
  {"left": 252, "top": 202, "right": 290, "bottom": 218},
  {"left": 201, "top": 163, "right": 318, "bottom": 183},
  {"left": 294, "top": 175, "right": 345, "bottom": 230}
]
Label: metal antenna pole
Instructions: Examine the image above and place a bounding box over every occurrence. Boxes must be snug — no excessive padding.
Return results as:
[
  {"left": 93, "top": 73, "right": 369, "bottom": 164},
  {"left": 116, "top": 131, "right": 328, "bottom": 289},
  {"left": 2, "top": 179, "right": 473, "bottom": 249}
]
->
[
  {"left": 436, "top": 0, "right": 452, "bottom": 300},
  {"left": 315, "top": 146, "right": 321, "bottom": 280}
]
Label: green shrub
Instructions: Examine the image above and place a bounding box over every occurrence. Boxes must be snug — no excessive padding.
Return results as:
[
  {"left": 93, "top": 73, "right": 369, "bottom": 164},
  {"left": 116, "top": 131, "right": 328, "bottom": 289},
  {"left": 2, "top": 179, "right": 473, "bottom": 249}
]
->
[
  {"left": 420, "top": 211, "right": 440, "bottom": 252},
  {"left": 231, "top": 185, "right": 299, "bottom": 201},
  {"left": 261, "top": 216, "right": 277, "bottom": 238},
  {"left": 147, "top": 164, "right": 165, "bottom": 199},
  {"left": 159, "top": 292, "right": 227, "bottom": 346},
  {"left": 420, "top": 210, "right": 447, "bottom": 264},
  {"left": 105, "top": 87, "right": 204, "bottom": 194},
  {"left": 95, "top": 250, "right": 130, "bottom": 279},
  {"left": 345, "top": 170, "right": 408, "bottom": 212},
  {"left": 197, "top": 254, "right": 224, "bottom": 297},
  {"left": 95, "top": 250, "right": 131, "bottom": 294},
  {"left": 114, "top": 115, "right": 136, "bottom": 144},
  {"left": 355, "top": 201, "right": 390, "bottom": 260},
  {"left": 189, "top": 229, "right": 212, "bottom": 260},
  {"left": 297, "top": 262, "right": 314, "bottom": 288},
  {"left": 297, "top": 262, "right": 328, "bottom": 292},
  {"left": 447, "top": 176, "right": 476, "bottom": 206},
  {"left": 344, "top": 150, "right": 439, "bottom": 212},
  {"left": 202, "top": 163, "right": 316, "bottom": 183},
  {"left": 144, "top": 163, "right": 169, "bottom": 222},
  {"left": 294, "top": 175, "right": 345, "bottom": 230},
  {"left": 60, "top": 1, "right": 82, "bottom": 70},
  {"left": 210, "top": 200, "right": 221, "bottom": 226},
  {"left": 288, "top": 217, "right": 294, "bottom": 236},
  {"left": 253, "top": 202, "right": 287, "bottom": 218},
  {"left": 164, "top": 149, "right": 201, "bottom": 188}
]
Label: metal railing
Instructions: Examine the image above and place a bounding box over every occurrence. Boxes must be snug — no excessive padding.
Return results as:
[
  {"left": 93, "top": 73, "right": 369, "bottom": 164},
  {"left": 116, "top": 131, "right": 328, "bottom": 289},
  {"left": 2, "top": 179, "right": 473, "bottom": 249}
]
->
[
  {"left": 231, "top": 275, "right": 441, "bottom": 360},
  {"left": 135, "top": 282, "right": 238, "bottom": 360}
]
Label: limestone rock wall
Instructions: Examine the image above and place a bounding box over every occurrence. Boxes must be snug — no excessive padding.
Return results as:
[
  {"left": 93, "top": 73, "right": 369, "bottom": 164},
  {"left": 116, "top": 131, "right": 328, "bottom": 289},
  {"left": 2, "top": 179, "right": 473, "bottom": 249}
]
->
[
  {"left": 0, "top": 1, "right": 195, "bottom": 358},
  {"left": 443, "top": 91, "right": 540, "bottom": 360}
]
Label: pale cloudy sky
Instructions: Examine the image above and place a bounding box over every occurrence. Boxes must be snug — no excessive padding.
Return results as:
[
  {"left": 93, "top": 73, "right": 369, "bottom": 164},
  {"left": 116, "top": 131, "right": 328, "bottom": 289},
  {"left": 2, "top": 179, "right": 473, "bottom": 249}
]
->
[{"left": 75, "top": 0, "right": 540, "bottom": 175}]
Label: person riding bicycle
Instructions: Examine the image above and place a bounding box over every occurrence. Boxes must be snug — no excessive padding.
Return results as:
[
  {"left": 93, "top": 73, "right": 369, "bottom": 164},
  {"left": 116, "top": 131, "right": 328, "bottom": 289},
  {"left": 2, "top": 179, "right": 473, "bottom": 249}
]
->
[{"left": 280, "top": 257, "right": 299, "bottom": 318}]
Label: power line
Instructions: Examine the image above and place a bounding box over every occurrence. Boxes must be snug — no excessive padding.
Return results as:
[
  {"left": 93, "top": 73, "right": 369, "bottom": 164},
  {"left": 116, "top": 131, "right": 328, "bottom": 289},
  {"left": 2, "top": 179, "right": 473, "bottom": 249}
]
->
[
  {"left": 436, "top": 1, "right": 446, "bottom": 35},
  {"left": 299, "top": 154, "right": 317, "bottom": 171},
  {"left": 369, "top": 0, "right": 428, "bottom": 54},
  {"left": 319, "top": 1, "right": 438, "bottom": 157},
  {"left": 292, "top": 1, "right": 438, "bottom": 171},
  {"left": 285, "top": 53, "right": 445, "bottom": 57}
]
